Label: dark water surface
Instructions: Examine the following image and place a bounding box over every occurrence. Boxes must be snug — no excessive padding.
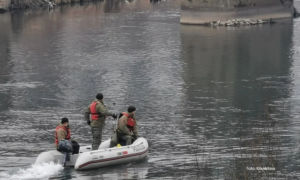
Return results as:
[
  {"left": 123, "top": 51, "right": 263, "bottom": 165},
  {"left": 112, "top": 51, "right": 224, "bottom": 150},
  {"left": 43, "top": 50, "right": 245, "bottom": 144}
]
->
[{"left": 1, "top": 0, "right": 300, "bottom": 179}]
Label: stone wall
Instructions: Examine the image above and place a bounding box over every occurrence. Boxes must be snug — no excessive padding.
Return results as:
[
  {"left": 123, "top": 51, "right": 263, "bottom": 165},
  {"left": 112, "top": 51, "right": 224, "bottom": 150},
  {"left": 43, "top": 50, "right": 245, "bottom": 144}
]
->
[
  {"left": 181, "top": 0, "right": 294, "bottom": 25},
  {"left": 182, "top": 0, "right": 293, "bottom": 9}
]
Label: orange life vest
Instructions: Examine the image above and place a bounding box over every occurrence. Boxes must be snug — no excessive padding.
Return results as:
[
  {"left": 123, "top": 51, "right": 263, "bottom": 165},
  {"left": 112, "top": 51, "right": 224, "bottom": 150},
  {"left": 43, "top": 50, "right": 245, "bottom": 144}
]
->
[
  {"left": 122, "top": 112, "right": 135, "bottom": 131},
  {"left": 55, "top": 125, "right": 71, "bottom": 145},
  {"left": 90, "top": 101, "right": 100, "bottom": 120}
]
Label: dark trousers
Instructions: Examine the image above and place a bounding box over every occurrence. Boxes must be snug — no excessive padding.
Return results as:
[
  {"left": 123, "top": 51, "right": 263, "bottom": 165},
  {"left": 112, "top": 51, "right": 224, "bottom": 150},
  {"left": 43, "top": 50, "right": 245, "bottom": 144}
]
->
[
  {"left": 71, "top": 140, "right": 80, "bottom": 154},
  {"left": 110, "top": 132, "right": 133, "bottom": 147}
]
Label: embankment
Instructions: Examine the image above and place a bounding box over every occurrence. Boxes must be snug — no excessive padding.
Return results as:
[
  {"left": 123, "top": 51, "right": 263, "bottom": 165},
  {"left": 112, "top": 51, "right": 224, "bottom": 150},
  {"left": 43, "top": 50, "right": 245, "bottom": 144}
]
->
[
  {"left": 0, "top": 0, "right": 102, "bottom": 12},
  {"left": 180, "top": 0, "right": 295, "bottom": 25}
]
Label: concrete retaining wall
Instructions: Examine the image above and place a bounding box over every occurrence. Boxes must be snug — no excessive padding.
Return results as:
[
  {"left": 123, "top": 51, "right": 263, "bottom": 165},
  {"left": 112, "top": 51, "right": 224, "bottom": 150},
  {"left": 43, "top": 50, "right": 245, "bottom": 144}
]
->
[{"left": 180, "top": 0, "right": 294, "bottom": 25}]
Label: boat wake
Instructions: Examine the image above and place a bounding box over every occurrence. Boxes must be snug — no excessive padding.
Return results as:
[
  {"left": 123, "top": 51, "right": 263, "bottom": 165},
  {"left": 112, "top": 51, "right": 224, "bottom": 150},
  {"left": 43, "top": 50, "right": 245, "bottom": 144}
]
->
[{"left": 0, "top": 161, "right": 63, "bottom": 180}]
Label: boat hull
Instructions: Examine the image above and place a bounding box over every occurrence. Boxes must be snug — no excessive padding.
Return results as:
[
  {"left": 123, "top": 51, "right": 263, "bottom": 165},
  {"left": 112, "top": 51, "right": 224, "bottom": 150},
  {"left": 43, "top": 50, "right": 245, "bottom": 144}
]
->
[
  {"left": 74, "top": 137, "right": 148, "bottom": 170},
  {"left": 34, "top": 137, "right": 148, "bottom": 170}
]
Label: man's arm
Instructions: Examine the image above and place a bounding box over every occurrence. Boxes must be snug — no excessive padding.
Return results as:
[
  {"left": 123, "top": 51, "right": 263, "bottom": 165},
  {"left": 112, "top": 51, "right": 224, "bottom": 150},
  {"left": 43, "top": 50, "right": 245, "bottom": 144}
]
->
[
  {"left": 84, "top": 105, "right": 91, "bottom": 124},
  {"left": 97, "top": 103, "right": 114, "bottom": 116}
]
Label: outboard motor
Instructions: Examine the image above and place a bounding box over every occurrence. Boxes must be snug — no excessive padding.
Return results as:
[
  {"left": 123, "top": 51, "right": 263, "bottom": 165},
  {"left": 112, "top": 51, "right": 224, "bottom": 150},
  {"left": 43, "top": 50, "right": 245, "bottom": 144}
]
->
[{"left": 57, "top": 140, "right": 73, "bottom": 167}]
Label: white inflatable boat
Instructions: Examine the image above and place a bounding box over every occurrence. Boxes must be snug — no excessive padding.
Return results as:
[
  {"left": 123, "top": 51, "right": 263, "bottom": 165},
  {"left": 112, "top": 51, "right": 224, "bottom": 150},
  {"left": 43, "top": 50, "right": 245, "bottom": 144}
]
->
[{"left": 34, "top": 137, "right": 148, "bottom": 170}]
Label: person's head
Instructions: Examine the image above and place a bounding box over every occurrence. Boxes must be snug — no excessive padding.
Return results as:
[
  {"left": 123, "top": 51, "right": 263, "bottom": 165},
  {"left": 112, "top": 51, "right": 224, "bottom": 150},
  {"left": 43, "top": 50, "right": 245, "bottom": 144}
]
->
[
  {"left": 96, "top": 93, "right": 103, "bottom": 100},
  {"left": 127, "top": 106, "right": 136, "bottom": 115},
  {"left": 61, "top": 117, "right": 69, "bottom": 127}
]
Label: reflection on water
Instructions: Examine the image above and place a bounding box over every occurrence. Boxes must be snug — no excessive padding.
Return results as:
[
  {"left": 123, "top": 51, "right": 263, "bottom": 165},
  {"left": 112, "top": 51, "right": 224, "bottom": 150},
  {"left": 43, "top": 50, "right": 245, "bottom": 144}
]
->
[
  {"left": 0, "top": 0, "right": 300, "bottom": 179},
  {"left": 180, "top": 22, "right": 296, "bottom": 178},
  {"left": 180, "top": 21, "right": 297, "bottom": 178},
  {"left": 180, "top": 21, "right": 293, "bottom": 135},
  {"left": 0, "top": 13, "right": 13, "bottom": 113}
]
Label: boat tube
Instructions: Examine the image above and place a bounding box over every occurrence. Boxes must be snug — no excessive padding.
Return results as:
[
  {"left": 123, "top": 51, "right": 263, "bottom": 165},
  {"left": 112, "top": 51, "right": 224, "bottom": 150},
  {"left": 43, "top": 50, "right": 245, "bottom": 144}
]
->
[{"left": 34, "top": 137, "right": 148, "bottom": 170}]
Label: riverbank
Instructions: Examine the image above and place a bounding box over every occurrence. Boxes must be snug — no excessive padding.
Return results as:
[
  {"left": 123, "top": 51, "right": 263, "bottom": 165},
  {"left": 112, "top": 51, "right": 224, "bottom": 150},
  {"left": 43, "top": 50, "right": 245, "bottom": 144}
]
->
[{"left": 0, "top": 0, "right": 103, "bottom": 12}]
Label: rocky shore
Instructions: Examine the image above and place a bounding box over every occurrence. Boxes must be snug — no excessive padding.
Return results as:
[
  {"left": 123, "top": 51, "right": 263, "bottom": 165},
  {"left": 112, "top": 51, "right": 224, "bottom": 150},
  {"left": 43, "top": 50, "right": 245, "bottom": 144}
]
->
[
  {"left": 0, "top": 0, "right": 102, "bottom": 12},
  {"left": 10, "top": 0, "right": 55, "bottom": 10},
  {"left": 209, "top": 18, "right": 277, "bottom": 27}
]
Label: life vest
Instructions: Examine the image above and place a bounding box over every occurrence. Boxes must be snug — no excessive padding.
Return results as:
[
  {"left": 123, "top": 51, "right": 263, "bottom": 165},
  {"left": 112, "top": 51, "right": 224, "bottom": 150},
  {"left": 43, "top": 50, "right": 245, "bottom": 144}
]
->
[
  {"left": 90, "top": 101, "right": 101, "bottom": 120},
  {"left": 55, "top": 125, "right": 71, "bottom": 145},
  {"left": 122, "top": 112, "right": 135, "bottom": 131}
]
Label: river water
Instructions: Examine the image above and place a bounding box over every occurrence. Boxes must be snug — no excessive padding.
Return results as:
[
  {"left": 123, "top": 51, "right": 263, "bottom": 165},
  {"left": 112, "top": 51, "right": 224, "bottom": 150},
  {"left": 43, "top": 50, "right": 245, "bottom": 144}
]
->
[{"left": 1, "top": 0, "right": 300, "bottom": 179}]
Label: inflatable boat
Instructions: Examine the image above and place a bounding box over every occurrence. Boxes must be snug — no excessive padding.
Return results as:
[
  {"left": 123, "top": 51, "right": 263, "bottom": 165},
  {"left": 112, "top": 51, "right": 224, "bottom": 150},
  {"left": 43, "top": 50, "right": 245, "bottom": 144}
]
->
[{"left": 34, "top": 137, "right": 148, "bottom": 170}]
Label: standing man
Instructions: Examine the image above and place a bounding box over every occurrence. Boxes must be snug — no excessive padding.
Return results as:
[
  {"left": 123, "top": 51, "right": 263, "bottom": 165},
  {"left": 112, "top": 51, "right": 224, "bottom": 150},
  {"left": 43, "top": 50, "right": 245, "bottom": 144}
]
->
[
  {"left": 55, "top": 117, "right": 80, "bottom": 154},
  {"left": 109, "top": 106, "right": 138, "bottom": 147},
  {"left": 84, "top": 93, "right": 117, "bottom": 150}
]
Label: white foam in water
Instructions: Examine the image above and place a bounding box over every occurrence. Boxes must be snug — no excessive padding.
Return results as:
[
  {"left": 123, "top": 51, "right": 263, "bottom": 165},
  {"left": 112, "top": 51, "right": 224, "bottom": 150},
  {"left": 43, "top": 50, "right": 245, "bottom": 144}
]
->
[{"left": 0, "top": 162, "right": 63, "bottom": 180}]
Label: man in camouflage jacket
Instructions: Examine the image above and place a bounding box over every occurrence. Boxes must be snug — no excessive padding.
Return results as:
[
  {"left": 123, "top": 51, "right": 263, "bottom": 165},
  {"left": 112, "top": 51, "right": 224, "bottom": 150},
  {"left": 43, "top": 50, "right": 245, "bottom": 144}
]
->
[
  {"left": 109, "top": 106, "right": 138, "bottom": 147},
  {"left": 84, "top": 93, "right": 117, "bottom": 150}
]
